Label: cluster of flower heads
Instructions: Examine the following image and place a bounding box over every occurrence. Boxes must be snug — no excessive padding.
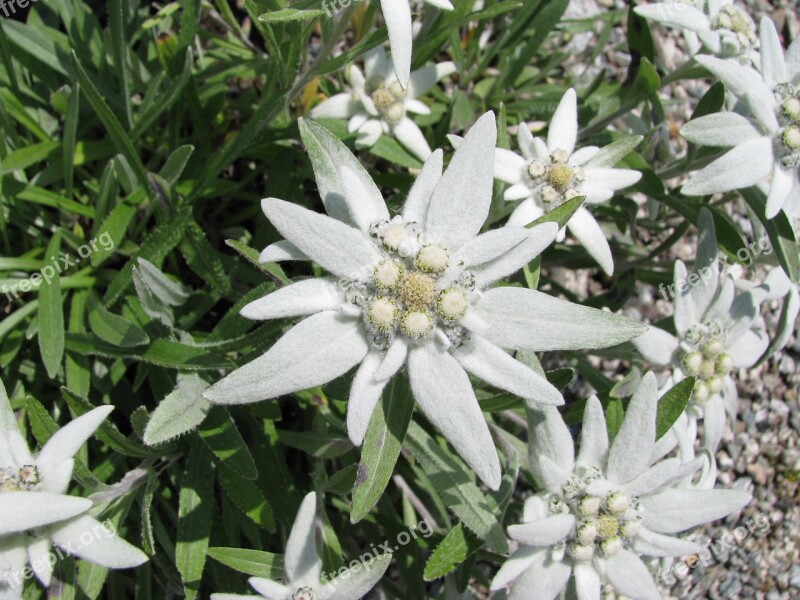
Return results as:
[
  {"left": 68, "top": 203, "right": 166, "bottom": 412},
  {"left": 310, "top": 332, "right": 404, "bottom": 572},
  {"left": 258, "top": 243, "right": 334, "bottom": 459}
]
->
[{"left": 0, "top": 381, "right": 146, "bottom": 599}]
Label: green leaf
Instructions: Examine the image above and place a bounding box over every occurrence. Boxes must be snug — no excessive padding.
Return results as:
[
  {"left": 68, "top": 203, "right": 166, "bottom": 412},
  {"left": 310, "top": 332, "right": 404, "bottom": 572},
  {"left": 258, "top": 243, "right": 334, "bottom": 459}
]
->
[
  {"left": 528, "top": 195, "right": 585, "bottom": 230},
  {"left": 206, "top": 547, "right": 284, "bottom": 579},
  {"left": 87, "top": 294, "right": 150, "bottom": 347},
  {"left": 585, "top": 136, "right": 643, "bottom": 168},
  {"left": 351, "top": 373, "right": 414, "bottom": 523},
  {"left": 159, "top": 145, "right": 195, "bottom": 185},
  {"left": 405, "top": 423, "right": 507, "bottom": 552},
  {"left": 424, "top": 523, "right": 483, "bottom": 581},
  {"left": 1, "top": 140, "right": 58, "bottom": 174},
  {"left": 655, "top": 377, "right": 694, "bottom": 439},
  {"left": 135, "top": 258, "right": 192, "bottom": 306},
  {"left": 38, "top": 232, "right": 64, "bottom": 379},
  {"left": 606, "top": 397, "right": 624, "bottom": 440},
  {"left": 225, "top": 239, "right": 289, "bottom": 285},
  {"left": 70, "top": 51, "right": 150, "bottom": 192},
  {"left": 258, "top": 8, "right": 326, "bottom": 23},
  {"left": 369, "top": 135, "right": 424, "bottom": 169},
  {"left": 199, "top": 406, "right": 257, "bottom": 479},
  {"left": 176, "top": 442, "right": 215, "bottom": 600},
  {"left": 179, "top": 218, "right": 232, "bottom": 294},
  {"left": 740, "top": 186, "right": 800, "bottom": 283},
  {"left": 144, "top": 374, "right": 211, "bottom": 445},
  {"left": 691, "top": 81, "right": 725, "bottom": 120},
  {"left": 218, "top": 465, "right": 276, "bottom": 532}
]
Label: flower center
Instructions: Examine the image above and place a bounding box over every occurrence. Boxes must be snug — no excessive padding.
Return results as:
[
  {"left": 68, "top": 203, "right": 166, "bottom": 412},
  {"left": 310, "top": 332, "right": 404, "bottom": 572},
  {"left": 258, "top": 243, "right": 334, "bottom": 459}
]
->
[
  {"left": 712, "top": 6, "right": 757, "bottom": 48},
  {"left": 292, "top": 588, "right": 315, "bottom": 600},
  {"left": 1, "top": 465, "right": 40, "bottom": 493},
  {"left": 398, "top": 272, "right": 437, "bottom": 309},
  {"left": 354, "top": 218, "right": 474, "bottom": 349},
  {"left": 527, "top": 151, "right": 584, "bottom": 207},
  {"left": 681, "top": 321, "right": 732, "bottom": 404},
  {"left": 546, "top": 475, "right": 641, "bottom": 562},
  {"left": 370, "top": 84, "right": 406, "bottom": 125}
]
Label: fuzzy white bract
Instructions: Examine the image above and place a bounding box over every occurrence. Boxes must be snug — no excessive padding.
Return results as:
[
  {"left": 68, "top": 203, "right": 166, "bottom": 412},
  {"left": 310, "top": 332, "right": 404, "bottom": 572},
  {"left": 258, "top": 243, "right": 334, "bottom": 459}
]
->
[
  {"left": 635, "top": 0, "right": 759, "bottom": 61},
  {"left": 377, "top": 0, "right": 454, "bottom": 89},
  {"left": 203, "top": 114, "right": 647, "bottom": 490},
  {"left": 211, "top": 493, "right": 390, "bottom": 600},
  {"left": 487, "top": 89, "right": 642, "bottom": 275},
  {"left": 311, "top": 47, "right": 455, "bottom": 161},
  {"left": 681, "top": 18, "right": 800, "bottom": 218},
  {"left": 632, "top": 210, "right": 770, "bottom": 451},
  {"left": 490, "top": 373, "right": 751, "bottom": 600},
  {"left": 0, "top": 381, "right": 146, "bottom": 598}
]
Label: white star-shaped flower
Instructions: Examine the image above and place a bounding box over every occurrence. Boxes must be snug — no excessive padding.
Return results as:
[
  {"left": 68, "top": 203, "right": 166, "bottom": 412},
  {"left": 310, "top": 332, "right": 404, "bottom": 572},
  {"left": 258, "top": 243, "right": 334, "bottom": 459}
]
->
[
  {"left": 485, "top": 89, "right": 642, "bottom": 275},
  {"left": 681, "top": 18, "right": 800, "bottom": 218},
  {"left": 0, "top": 381, "right": 147, "bottom": 598},
  {"left": 377, "top": 0, "right": 454, "bottom": 89},
  {"left": 490, "top": 372, "right": 751, "bottom": 600},
  {"left": 204, "top": 113, "right": 646, "bottom": 490},
  {"left": 310, "top": 47, "right": 455, "bottom": 162},
  {"left": 632, "top": 210, "right": 770, "bottom": 451},
  {"left": 634, "top": 0, "right": 759, "bottom": 61},
  {"left": 211, "top": 493, "right": 391, "bottom": 600}
]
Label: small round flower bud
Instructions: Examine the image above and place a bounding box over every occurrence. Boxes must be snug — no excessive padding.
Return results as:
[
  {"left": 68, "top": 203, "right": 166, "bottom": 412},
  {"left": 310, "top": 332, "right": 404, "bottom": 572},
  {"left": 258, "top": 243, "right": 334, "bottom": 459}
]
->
[
  {"left": 700, "top": 359, "right": 716, "bottom": 378},
  {"left": 381, "top": 223, "right": 409, "bottom": 251},
  {"left": 528, "top": 160, "right": 546, "bottom": 179},
  {"left": 576, "top": 521, "right": 597, "bottom": 544},
  {"left": 703, "top": 340, "right": 724, "bottom": 357},
  {"left": 367, "top": 297, "right": 399, "bottom": 332},
  {"left": 437, "top": 287, "right": 469, "bottom": 321},
  {"left": 547, "top": 163, "right": 575, "bottom": 192},
  {"left": 551, "top": 149, "right": 570, "bottom": 163},
  {"left": 388, "top": 81, "right": 406, "bottom": 99},
  {"left": 18, "top": 465, "right": 39, "bottom": 487},
  {"left": 708, "top": 376, "right": 724, "bottom": 394},
  {"left": 606, "top": 492, "right": 629, "bottom": 513},
  {"left": 541, "top": 185, "right": 560, "bottom": 203},
  {"left": 385, "top": 102, "right": 405, "bottom": 125},
  {"left": 373, "top": 260, "right": 404, "bottom": 291},
  {"left": 293, "top": 587, "right": 315, "bottom": 600},
  {"left": 683, "top": 352, "right": 703, "bottom": 376},
  {"left": 569, "top": 543, "right": 594, "bottom": 562},
  {"left": 783, "top": 126, "right": 800, "bottom": 150},
  {"left": 600, "top": 536, "right": 623, "bottom": 556},
  {"left": 578, "top": 495, "right": 601, "bottom": 516},
  {"left": 401, "top": 310, "right": 434, "bottom": 339},
  {"left": 416, "top": 244, "right": 450, "bottom": 274},
  {"left": 693, "top": 381, "right": 710, "bottom": 404},
  {"left": 620, "top": 520, "right": 641, "bottom": 538},
  {"left": 783, "top": 97, "right": 800, "bottom": 121},
  {"left": 716, "top": 353, "right": 733, "bottom": 374}
]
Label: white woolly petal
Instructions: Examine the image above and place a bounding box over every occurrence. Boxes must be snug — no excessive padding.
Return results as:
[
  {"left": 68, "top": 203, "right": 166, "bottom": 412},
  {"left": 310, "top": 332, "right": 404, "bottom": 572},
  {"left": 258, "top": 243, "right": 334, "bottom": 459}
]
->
[
  {"left": 506, "top": 199, "right": 543, "bottom": 226},
  {"left": 403, "top": 149, "right": 443, "bottom": 224},
  {"left": 374, "top": 338, "right": 408, "bottom": 381},
  {"left": 339, "top": 166, "right": 391, "bottom": 232},
  {"left": 507, "top": 514, "right": 576, "bottom": 546},
  {"left": 575, "top": 396, "right": 608, "bottom": 470},
  {"left": 681, "top": 137, "right": 774, "bottom": 196},
  {"left": 261, "top": 198, "right": 382, "bottom": 280},
  {"left": 453, "top": 227, "right": 530, "bottom": 267},
  {"left": 37, "top": 406, "right": 113, "bottom": 477},
  {"left": 759, "top": 17, "right": 787, "bottom": 88},
  {"left": 310, "top": 93, "right": 357, "bottom": 119},
  {"left": 495, "top": 148, "right": 527, "bottom": 184},
  {"left": 504, "top": 183, "right": 535, "bottom": 202},
  {"left": 50, "top": 515, "right": 147, "bottom": 569},
  {"left": 204, "top": 312, "right": 368, "bottom": 405},
  {"left": 323, "top": 552, "right": 392, "bottom": 600},
  {"left": 508, "top": 558, "right": 572, "bottom": 600},
  {"left": 260, "top": 240, "right": 308, "bottom": 264},
  {"left": 471, "top": 223, "right": 558, "bottom": 288},
  {"left": 603, "top": 549, "right": 660, "bottom": 600},
  {"left": 380, "top": 0, "right": 413, "bottom": 88},
  {"left": 633, "top": 527, "right": 703, "bottom": 558},
  {"left": 392, "top": 117, "right": 432, "bottom": 161},
  {"left": 607, "top": 372, "right": 658, "bottom": 484},
  {"left": 583, "top": 167, "right": 641, "bottom": 190},
  {"left": 246, "top": 579, "right": 290, "bottom": 600},
  {"left": 680, "top": 112, "right": 762, "bottom": 147},
  {"left": 0, "top": 380, "right": 34, "bottom": 468},
  {"left": 634, "top": 4, "right": 711, "bottom": 33},
  {"left": 631, "top": 326, "right": 679, "bottom": 365},
  {"left": 241, "top": 278, "right": 343, "bottom": 320},
  {"left": 284, "top": 492, "right": 322, "bottom": 586},
  {"left": 408, "top": 61, "right": 457, "bottom": 97},
  {"left": 474, "top": 287, "right": 646, "bottom": 352},
  {"left": 453, "top": 336, "right": 564, "bottom": 407},
  {"left": 490, "top": 546, "right": 544, "bottom": 590},
  {"left": 566, "top": 207, "right": 614, "bottom": 276},
  {"left": 766, "top": 165, "right": 795, "bottom": 219},
  {"left": 547, "top": 88, "right": 578, "bottom": 154},
  {"left": 347, "top": 351, "right": 389, "bottom": 446},
  {"left": 528, "top": 406, "right": 575, "bottom": 472},
  {"left": 640, "top": 488, "right": 751, "bottom": 533},
  {"left": 574, "top": 562, "right": 601, "bottom": 600},
  {"left": 426, "top": 112, "right": 497, "bottom": 251},
  {"left": 407, "top": 343, "right": 501, "bottom": 490},
  {"left": 27, "top": 537, "right": 53, "bottom": 587}
]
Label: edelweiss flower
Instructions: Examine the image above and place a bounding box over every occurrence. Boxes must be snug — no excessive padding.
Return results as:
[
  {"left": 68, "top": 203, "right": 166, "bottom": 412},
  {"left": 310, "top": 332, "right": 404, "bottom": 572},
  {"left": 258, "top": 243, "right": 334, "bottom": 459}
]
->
[
  {"left": 485, "top": 89, "right": 642, "bottom": 275},
  {"left": 681, "top": 18, "right": 800, "bottom": 218},
  {"left": 634, "top": 0, "right": 759, "bottom": 60},
  {"left": 377, "top": 0, "right": 453, "bottom": 88},
  {"left": 204, "top": 114, "right": 646, "bottom": 489},
  {"left": 311, "top": 47, "right": 455, "bottom": 162},
  {"left": 0, "top": 381, "right": 147, "bottom": 598},
  {"left": 211, "top": 493, "right": 390, "bottom": 600},
  {"left": 490, "top": 373, "right": 751, "bottom": 600},
  {"left": 632, "top": 210, "right": 769, "bottom": 451}
]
